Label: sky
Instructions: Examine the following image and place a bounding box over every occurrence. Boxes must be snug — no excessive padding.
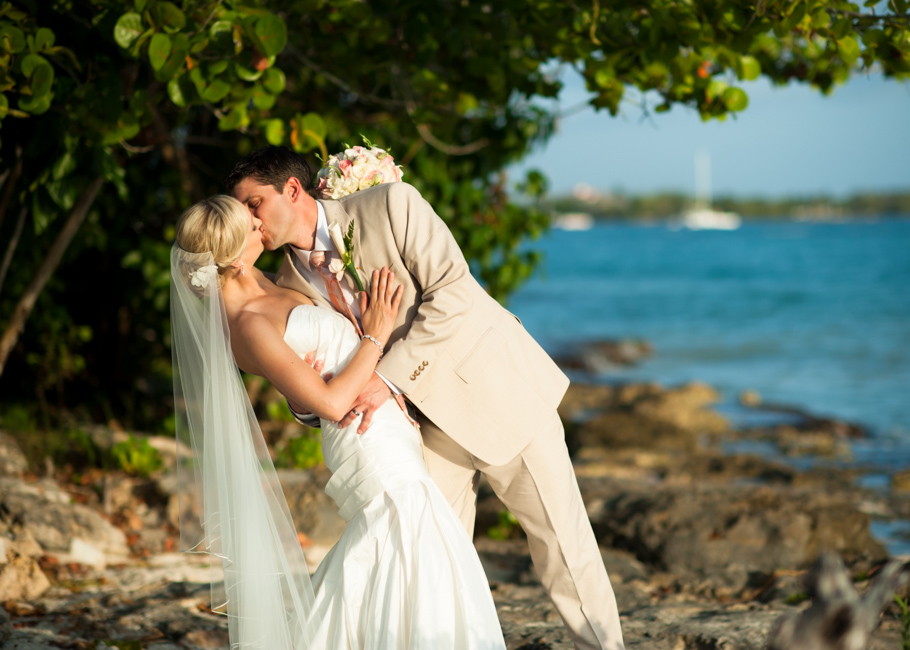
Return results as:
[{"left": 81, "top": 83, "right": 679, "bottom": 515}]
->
[{"left": 509, "top": 69, "right": 910, "bottom": 199}]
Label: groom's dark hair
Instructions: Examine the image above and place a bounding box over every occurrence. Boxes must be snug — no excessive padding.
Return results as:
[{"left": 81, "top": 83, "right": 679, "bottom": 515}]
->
[{"left": 224, "top": 146, "right": 317, "bottom": 198}]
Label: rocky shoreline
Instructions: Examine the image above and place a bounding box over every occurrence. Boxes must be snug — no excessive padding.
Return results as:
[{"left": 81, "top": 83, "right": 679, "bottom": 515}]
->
[{"left": 2, "top": 378, "right": 909, "bottom": 649}]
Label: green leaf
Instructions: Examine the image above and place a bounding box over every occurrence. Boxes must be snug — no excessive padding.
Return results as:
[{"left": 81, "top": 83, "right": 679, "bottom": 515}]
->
[
  {"left": 254, "top": 14, "right": 287, "bottom": 57},
  {"left": 32, "top": 192, "right": 56, "bottom": 235},
  {"left": 455, "top": 92, "right": 478, "bottom": 115},
  {"left": 262, "top": 118, "right": 285, "bottom": 145},
  {"left": 121, "top": 250, "right": 142, "bottom": 267},
  {"left": 52, "top": 151, "right": 77, "bottom": 180},
  {"left": 251, "top": 86, "right": 276, "bottom": 109},
  {"left": 209, "top": 60, "right": 229, "bottom": 76},
  {"left": 20, "top": 53, "right": 49, "bottom": 78},
  {"left": 235, "top": 58, "right": 264, "bottom": 82},
  {"left": 706, "top": 79, "right": 728, "bottom": 101},
  {"left": 135, "top": 0, "right": 150, "bottom": 10},
  {"left": 154, "top": 33, "right": 187, "bottom": 82},
  {"left": 209, "top": 20, "right": 235, "bottom": 55},
  {"left": 0, "top": 24, "right": 26, "bottom": 53},
  {"left": 837, "top": 36, "right": 861, "bottom": 65},
  {"left": 157, "top": 2, "right": 186, "bottom": 33},
  {"left": 167, "top": 76, "right": 190, "bottom": 106},
  {"left": 114, "top": 12, "right": 143, "bottom": 49},
  {"left": 29, "top": 62, "right": 54, "bottom": 97},
  {"left": 723, "top": 87, "right": 749, "bottom": 111},
  {"left": 218, "top": 104, "right": 248, "bottom": 131},
  {"left": 148, "top": 33, "right": 170, "bottom": 70},
  {"left": 200, "top": 78, "right": 231, "bottom": 103},
  {"left": 739, "top": 55, "right": 761, "bottom": 81},
  {"left": 261, "top": 67, "right": 285, "bottom": 94},
  {"left": 812, "top": 10, "right": 831, "bottom": 29},
  {"left": 34, "top": 27, "right": 54, "bottom": 51},
  {"left": 18, "top": 91, "right": 51, "bottom": 114}
]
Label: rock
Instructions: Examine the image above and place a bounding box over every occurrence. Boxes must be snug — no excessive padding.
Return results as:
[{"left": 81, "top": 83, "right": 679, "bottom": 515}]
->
[
  {"left": 553, "top": 339, "right": 653, "bottom": 373},
  {"left": 1, "top": 635, "right": 63, "bottom": 649},
  {"left": 740, "top": 389, "right": 762, "bottom": 407},
  {"left": 578, "top": 411, "right": 700, "bottom": 452},
  {"left": 590, "top": 484, "right": 888, "bottom": 592},
  {"left": 0, "top": 476, "right": 128, "bottom": 556},
  {"left": 181, "top": 629, "right": 231, "bottom": 648},
  {"left": 278, "top": 469, "right": 346, "bottom": 547},
  {"left": 557, "top": 384, "right": 618, "bottom": 421},
  {"left": 630, "top": 381, "right": 728, "bottom": 434},
  {"left": 0, "top": 433, "right": 28, "bottom": 476},
  {"left": 0, "top": 556, "right": 50, "bottom": 601},
  {"left": 68, "top": 538, "right": 107, "bottom": 569},
  {"left": 0, "top": 526, "right": 43, "bottom": 561},
  {"left": 891, "top": 469, "right": 910, "bottom": 493},
  {"left": 0, "top": 607, "right": 13, "bottom": 644}
]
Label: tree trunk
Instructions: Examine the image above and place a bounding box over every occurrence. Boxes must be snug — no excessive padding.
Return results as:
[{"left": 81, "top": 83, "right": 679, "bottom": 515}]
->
[
  {"left": 0, "top": 207, "right": 28, "bottom": 296},
  {"left": 0, "top": 176, "right": 104, "bottom": 377}
]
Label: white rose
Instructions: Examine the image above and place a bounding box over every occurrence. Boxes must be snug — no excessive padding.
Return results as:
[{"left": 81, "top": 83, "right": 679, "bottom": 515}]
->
[{"left": 351, "top": 159, "right": 371, "bottom": 180}]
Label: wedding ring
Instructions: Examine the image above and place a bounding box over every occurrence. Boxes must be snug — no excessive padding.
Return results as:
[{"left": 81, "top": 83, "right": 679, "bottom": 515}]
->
[{"left": 352, "top": 410, "right": 361, "bottom": 416}]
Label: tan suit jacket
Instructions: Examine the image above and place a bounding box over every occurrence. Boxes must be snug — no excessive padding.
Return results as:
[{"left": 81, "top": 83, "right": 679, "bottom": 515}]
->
[{"left": 275, "top": 183, "right": 569, "bottom": 466}]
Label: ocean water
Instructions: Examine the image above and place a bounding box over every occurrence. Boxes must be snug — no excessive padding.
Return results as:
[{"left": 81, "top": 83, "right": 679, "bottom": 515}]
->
[{"left": 509, "top": 217, "right": 910, "bottom": 453}]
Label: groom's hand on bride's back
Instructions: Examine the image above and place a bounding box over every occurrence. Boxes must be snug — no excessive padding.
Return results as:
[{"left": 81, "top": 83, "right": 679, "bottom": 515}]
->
[{"left": 287, "top": 352, "right": 329, "bottom": 417}]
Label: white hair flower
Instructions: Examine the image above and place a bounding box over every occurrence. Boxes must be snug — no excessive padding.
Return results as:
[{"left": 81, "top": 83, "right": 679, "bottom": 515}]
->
[{"left": 189, "top": 264, "right": 219, "bottom": 289}]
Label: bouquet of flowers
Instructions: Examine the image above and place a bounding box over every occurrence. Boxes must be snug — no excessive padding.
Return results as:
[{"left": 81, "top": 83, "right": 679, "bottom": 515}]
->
[{"left": 315, "top": 137, "right": 404, "bottom": 200}]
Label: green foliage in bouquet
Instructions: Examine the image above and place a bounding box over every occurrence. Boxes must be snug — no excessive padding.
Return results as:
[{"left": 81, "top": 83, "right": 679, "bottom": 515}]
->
[{"left": 0, "top": 0, "right": 907, "bottom": 432}]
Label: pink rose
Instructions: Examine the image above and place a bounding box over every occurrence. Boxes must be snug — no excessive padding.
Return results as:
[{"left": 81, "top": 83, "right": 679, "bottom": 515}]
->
[{"left": 338, "top": 159, "right": 353, "bottom": 176}]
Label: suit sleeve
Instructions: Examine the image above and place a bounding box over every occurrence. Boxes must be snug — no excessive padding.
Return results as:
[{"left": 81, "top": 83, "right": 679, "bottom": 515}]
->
[{"left": 374, "top": 183, "right": 475, "bottom": 390}]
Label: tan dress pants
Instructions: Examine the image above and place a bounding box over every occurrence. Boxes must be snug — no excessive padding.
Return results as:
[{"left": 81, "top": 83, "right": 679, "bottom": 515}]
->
[{"left": 419, "top": 410, "right": 625, "bottom": 650}]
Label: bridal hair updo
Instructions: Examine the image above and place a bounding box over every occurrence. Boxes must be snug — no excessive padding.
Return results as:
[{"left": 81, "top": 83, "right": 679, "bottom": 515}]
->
[{"left": 175, "top": 195, "right": 249, "bottom": 285}]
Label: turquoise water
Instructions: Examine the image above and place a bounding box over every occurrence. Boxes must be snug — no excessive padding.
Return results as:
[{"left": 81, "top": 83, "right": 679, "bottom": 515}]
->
[{"left": 510, "top": 217, "right": 910, "bottom": 448}]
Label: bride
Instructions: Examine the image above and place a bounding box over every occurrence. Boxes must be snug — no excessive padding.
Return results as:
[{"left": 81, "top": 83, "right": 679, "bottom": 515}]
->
[{"left": 170, "top": 195, "right": 506, "bottom": 649}]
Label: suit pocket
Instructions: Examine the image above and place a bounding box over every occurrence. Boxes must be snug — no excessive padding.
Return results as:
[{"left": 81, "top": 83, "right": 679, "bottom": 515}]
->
[{"left": 455, "top": 327, "right": 498, "bottom": 384}]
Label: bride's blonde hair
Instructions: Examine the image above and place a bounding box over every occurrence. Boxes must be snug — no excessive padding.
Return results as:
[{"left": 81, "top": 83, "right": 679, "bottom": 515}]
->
[{"left": 176, "top": 195, "right": 249, "bottom": 284}]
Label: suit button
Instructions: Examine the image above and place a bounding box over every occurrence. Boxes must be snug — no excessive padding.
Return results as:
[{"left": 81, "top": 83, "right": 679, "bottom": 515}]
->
[
  {"left": 415, "top": 369, "right": 421, "bottom": 376},
  {"left": 410, "top": 374, "right": 416, "bottom": 381},
  {"left": 420, "top": 361, "right": 428, "bottom": 368}
]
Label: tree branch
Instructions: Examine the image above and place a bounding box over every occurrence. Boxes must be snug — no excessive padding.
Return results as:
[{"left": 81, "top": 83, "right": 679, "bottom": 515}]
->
[
  {"left": 414, "top": 123, "right": 490, "bottom": 156},
  {"left": 0, "top": 177, "right": 104, "bottom": 376},
  {"left": 0, "top": 207, "right": 27, "bottom": 297},
  {"left": 284, "top": 44, "right": 409, "bottom": 110}
]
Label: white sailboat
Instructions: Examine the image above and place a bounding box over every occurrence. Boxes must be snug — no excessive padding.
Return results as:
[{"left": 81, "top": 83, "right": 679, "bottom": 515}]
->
[{"left": 680, "top": 151, "right": 741, "bottom": 230}]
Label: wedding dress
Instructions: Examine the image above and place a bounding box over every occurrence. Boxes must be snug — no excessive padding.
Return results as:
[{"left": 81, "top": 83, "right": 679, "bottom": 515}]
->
[
  {"left": 170, "top": 246, "right": 504, "bottom": 649},
  {"left": 285, "top": 304, "right": 506, "bottom": 649}
]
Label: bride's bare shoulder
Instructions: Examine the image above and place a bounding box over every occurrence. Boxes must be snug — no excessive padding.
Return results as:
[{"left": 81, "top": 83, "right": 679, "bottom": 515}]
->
[{"left": 233, "top": 307, "right": 278, "bottom": 340}]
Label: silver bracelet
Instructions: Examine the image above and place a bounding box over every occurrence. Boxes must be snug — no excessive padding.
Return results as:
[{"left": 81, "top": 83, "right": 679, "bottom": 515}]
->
[{"left": 362, "top": 334, "right": 384, "bottom": 357}]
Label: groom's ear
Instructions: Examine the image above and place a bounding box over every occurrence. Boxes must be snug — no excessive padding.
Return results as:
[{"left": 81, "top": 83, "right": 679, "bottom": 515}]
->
[{"left": 285, "top": 177, "right": 303, "bottom": 203}]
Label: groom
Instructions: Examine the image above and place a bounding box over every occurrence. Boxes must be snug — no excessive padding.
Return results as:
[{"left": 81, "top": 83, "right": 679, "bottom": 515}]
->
[{"left": 226, "top": 146, "right": 624, "bottom": 650}]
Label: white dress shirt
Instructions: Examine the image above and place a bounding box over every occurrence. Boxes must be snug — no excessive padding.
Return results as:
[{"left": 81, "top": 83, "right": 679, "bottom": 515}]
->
[{"left": 288, "top": 201, "right": 402, "bottom": 397}]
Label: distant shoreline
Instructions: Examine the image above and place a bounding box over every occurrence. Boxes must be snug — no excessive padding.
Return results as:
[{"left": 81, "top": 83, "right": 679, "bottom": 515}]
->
[{"left": 544, "top": 190, "right": 910, "bottom": 220}]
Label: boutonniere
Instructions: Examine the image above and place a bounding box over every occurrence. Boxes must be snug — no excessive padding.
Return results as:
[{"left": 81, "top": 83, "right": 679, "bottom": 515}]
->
[{"left": 328, "top": 220, "right": 366, "bottom": 292}]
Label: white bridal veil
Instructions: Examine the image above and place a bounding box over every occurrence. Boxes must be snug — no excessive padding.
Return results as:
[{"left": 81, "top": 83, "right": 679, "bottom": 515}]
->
[{"left": 169, "top": 245, "right": 316, "bottom": 648}]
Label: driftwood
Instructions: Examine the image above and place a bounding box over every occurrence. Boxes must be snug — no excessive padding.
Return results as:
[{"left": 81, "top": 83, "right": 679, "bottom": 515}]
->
[{"left": 767, "top": 554, "right": 908, "bottom": 650}]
